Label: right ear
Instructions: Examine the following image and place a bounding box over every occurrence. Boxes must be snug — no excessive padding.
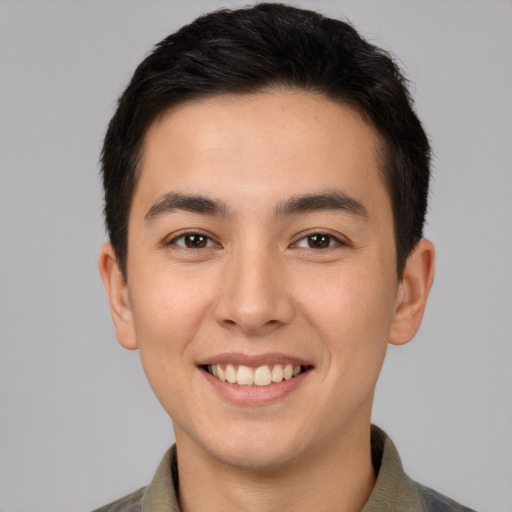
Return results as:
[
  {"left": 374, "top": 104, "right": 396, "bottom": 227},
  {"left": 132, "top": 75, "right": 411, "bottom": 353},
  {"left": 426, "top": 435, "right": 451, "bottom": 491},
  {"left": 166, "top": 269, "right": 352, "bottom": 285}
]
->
[{"left": 98, "top": 243, "right": 138, "bottom": 350}]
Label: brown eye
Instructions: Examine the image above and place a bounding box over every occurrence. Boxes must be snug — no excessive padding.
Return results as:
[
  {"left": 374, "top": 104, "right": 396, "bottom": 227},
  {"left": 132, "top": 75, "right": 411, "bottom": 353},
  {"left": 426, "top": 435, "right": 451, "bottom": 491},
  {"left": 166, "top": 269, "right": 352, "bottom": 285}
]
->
[
  {"left": 293, "top": 233, "right": 342, "bottom": 250},
  {"left": 169, "top": 233, "right": 215, "bottom": 249},
  {"left": 183, "top": 234, "right": 208, "bottom": 248},
  {"left": 307, "top": 234, "right": 332, "bottom": 249}
]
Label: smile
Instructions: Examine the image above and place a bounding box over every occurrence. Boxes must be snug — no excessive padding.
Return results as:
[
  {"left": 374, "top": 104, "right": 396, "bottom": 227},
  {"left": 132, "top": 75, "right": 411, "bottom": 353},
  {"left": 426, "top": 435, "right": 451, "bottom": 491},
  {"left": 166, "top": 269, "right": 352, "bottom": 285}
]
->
[{"left": 205, "top": 364, "right": 306, "bottom": 387}]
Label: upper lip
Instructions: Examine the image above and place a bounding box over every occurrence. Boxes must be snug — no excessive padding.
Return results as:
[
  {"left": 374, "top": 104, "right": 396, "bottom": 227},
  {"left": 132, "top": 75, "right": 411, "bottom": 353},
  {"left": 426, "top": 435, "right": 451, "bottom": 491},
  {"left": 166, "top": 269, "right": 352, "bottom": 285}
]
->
[{"left": 197, "top": 352, "right": 313, "bottom": 368}]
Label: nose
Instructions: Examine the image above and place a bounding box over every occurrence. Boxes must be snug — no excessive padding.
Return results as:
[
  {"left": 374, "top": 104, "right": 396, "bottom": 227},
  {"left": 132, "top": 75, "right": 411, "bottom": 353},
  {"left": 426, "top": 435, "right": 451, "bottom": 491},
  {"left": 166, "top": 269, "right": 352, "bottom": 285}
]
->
[{"left": 214, "top": 247, "right": 295, "bottom": 335}]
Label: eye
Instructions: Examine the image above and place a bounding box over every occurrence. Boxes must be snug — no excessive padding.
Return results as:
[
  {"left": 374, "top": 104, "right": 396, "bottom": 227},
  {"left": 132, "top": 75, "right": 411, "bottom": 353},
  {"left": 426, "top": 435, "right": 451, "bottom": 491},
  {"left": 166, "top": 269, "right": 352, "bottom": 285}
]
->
[
  {"left": 294, "top": 233, "right": 342, "bottom": 249},
  {"left": 168, "top": 232, "right": 216, "bottom": 249}
]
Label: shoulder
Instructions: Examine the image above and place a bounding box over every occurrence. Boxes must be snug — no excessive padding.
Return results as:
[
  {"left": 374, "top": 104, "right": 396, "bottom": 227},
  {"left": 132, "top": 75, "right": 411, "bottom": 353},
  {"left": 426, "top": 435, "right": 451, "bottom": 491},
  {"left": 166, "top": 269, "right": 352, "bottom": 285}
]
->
[
  {"left": 91, "top": 447, "right": 178, "bottom": 512},
  {"left": 91, "top": 487, "right": 145, "bottom": 512},
  {"left": 366, "top": 425, "right": 477, "bottom": 512},
  {"left": 415, "top": 481, "right": 477, "bottom": 512}
]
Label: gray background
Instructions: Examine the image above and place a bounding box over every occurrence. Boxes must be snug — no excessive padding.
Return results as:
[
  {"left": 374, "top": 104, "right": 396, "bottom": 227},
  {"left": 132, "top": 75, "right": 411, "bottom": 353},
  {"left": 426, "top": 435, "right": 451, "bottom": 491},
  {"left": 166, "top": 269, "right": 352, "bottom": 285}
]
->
[{"left": 1, "top": 1, "right": 511, "bottom": 511}]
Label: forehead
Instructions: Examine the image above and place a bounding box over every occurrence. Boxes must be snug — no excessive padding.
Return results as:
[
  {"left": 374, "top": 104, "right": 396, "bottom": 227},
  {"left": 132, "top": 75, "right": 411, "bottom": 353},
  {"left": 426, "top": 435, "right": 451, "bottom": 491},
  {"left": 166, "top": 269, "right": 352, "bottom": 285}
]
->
[{"left": 135, "top": 90, "right": 389, "bottom": 219}]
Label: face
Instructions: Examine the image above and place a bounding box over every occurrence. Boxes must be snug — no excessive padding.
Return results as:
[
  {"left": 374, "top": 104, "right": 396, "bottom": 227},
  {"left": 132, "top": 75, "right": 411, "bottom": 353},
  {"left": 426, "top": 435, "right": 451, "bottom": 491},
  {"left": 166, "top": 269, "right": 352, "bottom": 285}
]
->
[{"left": 100, "top": 90, "right": 433, "bottom": 471}]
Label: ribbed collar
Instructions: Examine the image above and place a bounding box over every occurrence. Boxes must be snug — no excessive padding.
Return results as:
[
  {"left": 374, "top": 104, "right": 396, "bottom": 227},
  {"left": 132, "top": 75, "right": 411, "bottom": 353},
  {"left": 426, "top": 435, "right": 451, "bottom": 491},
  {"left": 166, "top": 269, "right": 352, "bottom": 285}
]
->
[{"left": 362, "top": 425, "right": 423, "bottom": 511}]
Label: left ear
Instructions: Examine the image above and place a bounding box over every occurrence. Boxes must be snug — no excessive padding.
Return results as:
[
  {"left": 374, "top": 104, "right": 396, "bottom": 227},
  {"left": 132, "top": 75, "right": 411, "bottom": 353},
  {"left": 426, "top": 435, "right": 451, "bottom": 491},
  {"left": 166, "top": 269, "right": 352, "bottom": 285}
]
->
[
  {"left": 98, "top": 243, "right": 138, "bottom": 350},
  {"left": 389, "top": 238, "right": 435, "bottom": 346}
]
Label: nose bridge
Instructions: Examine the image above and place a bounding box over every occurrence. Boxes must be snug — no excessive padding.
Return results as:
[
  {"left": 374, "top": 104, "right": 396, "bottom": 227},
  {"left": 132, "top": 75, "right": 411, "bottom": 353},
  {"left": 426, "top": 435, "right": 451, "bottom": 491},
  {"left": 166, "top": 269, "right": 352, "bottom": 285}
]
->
[{"left": 214, "top": 239, "right": 294, "bottom": 334}]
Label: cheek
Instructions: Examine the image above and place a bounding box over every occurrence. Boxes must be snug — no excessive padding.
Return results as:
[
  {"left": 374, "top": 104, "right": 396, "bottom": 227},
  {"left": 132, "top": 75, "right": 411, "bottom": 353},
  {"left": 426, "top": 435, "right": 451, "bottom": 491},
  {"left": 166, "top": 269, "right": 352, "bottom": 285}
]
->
[
  {"left": 129, "top": 266, "right": 216, "bottom": 362},
  {"left": 128, "top": 269, "right": 217, "bottom": 416},
  {"left": 299, "top": 264, "right": 396, "bottom": 370}
]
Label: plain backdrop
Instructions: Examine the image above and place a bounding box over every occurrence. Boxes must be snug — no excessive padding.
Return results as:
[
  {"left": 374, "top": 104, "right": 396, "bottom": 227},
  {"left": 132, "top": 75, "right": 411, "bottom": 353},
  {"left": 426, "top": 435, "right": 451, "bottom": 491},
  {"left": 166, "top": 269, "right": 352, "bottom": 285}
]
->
[{"left": 1, "top": 1, "right": 511, "bottom": 511}]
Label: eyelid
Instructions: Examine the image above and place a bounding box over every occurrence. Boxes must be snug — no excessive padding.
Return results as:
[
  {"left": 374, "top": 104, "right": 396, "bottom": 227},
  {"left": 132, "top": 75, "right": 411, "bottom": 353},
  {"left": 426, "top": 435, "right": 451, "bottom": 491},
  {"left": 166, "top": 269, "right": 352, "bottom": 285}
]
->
[
  {"left": 162, "top": 229, "right": 349, "bottom": 250},
  {"left": 163, "top": 230, "right": 221, "bottom": 249},
  {"left": 291, "top": 230, "right": 349, "bottom": 249}
]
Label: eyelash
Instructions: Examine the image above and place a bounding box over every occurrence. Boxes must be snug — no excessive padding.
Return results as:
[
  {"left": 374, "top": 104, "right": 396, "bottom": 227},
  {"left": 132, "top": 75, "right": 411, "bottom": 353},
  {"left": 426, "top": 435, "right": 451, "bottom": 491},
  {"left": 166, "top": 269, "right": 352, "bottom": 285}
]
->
[
  {"left": 165, "top": 232, "right": 219, "bottom": 250},
  {"left": 292, "top": 232, "right": 345, "bottom": 250},
  {"left": 165, "top": 231, "right": 346, "bottom": 251}
]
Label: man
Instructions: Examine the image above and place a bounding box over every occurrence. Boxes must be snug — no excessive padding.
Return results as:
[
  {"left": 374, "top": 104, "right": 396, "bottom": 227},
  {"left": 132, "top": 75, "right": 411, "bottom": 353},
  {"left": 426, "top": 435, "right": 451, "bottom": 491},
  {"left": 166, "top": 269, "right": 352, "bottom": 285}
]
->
[{"left": 96, "top": 3, "right": 475, "bottom": 511}]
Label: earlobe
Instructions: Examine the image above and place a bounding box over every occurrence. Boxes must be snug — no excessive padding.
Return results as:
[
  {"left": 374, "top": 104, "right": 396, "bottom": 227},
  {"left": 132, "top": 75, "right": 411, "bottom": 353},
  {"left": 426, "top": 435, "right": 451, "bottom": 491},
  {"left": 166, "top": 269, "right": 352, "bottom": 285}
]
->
[
  {"left": 98, "top": 243, "right": 138, "bottom": 350},
  {"left": 389, "top": 239, "right": 435, "bottom": 346}
]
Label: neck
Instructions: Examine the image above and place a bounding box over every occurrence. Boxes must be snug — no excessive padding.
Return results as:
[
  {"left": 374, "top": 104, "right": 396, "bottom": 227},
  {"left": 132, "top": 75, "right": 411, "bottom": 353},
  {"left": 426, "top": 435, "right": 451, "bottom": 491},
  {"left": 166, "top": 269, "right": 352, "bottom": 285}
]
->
[{"left": 175, "top": 423, "right": 376, "bottom": 512}]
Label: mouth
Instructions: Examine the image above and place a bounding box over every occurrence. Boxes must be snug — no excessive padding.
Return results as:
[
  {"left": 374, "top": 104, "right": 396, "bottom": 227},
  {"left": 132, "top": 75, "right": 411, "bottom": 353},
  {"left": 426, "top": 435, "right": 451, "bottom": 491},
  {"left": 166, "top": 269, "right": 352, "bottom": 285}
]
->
[{"left": 202, "top": 363, "right": 309, "bottom": 387}]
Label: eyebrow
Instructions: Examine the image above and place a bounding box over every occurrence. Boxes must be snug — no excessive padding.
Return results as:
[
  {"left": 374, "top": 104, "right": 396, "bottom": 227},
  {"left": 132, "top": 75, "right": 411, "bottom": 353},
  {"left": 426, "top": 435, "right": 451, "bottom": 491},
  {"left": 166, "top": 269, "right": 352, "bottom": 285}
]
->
[
  {"left": 144, "top": 190, "right": 367, "bottom": 223},
  {"left": 275, "top": 191, "right": 368, "bottom": 218},
  {"left": 144, "top": 192, "right": 231, "bottom": 222}
]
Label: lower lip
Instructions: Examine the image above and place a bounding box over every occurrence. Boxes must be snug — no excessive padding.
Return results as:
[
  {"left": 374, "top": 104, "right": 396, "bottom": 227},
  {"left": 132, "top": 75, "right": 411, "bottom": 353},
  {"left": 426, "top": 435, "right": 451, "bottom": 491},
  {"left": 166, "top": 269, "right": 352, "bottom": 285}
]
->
[{"left": 201, "top": 368, "right": 310, "bottom": 406}]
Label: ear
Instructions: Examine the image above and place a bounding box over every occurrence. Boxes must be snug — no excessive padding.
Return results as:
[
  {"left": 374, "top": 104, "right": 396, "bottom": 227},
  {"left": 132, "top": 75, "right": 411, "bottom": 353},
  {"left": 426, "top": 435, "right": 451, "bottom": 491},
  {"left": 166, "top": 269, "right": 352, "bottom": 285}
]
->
[
  {"left": 98, "top": 243, "right": 138, "bottom": 350},
  {"left": 389, "top": 239, "right": 435, "bottom": 346}
]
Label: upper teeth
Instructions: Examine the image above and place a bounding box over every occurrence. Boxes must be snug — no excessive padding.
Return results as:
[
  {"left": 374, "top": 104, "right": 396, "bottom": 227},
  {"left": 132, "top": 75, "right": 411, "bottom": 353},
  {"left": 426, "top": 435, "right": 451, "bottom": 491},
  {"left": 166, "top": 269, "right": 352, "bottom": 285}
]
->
[{"left": 209, "top": 363, "right": 303, "bottom": 387}]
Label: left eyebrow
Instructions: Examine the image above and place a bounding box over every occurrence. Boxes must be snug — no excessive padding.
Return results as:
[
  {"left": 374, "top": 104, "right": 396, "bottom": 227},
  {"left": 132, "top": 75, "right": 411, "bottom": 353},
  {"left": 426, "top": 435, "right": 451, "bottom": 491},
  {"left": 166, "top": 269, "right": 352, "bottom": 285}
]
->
[
  {"left": 275, "top": 190, "right": 368, "bottom": 218},
  {"left": 144, "top": 192, "right": 231, "bottom": 223}
]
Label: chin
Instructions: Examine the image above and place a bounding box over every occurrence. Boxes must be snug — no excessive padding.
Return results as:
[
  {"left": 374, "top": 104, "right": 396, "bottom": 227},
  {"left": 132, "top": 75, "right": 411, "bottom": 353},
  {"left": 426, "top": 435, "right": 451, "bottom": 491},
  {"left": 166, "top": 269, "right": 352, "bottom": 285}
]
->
[
  {"left": 179, "top": 420, "right": 306, "bottom": 473},
  {"left": 217, "top": 421, "right": 325, "bottom": 473},
  {"left": 213, "top": 442, "right": 299, "bottom": 473}
]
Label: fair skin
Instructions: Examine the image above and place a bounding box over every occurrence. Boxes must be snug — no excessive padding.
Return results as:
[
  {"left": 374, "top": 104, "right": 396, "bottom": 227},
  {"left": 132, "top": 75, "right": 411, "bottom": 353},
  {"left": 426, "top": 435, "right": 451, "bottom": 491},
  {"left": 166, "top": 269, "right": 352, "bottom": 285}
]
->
[{"left": 99, "top": 90, "right": 435, "bottom": 512}]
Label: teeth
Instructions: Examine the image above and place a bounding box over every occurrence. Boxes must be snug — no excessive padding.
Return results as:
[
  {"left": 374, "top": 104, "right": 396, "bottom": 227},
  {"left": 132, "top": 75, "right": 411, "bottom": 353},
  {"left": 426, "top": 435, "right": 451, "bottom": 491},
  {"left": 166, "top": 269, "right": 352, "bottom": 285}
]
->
[
  {"left": 209, "top": 363, "right": 305, "bottom": 387},
  {"left": 225, "top": 364, "right": 237, "bottom": 383},
  {"left": 236, "top": 365, "right": 254, "bottom": 386},
  {"left": 271, "top": 364, "right": 284, "bottom": 382},
  {"left": 254, "top": 365, "right": 272, "bottom": 386}
]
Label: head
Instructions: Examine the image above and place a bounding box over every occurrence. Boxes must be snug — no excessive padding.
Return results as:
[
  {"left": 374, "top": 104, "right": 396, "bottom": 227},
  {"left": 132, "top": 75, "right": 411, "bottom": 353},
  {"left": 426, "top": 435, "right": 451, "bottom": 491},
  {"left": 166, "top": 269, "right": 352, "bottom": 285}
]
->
[
  {"left": 98, "top": 3, "right": 435, "bottom": 473},
  {"left": 101, "top": 2, "right": 431, "bottom": 281}
]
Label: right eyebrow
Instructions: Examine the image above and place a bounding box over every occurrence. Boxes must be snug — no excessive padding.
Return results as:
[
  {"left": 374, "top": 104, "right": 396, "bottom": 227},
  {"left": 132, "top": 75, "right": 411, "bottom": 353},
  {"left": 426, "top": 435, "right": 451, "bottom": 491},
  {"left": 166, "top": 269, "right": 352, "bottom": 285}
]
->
[
  {"left": 144, "top": 192, "right": 231, "bottom": 223},
  {"left": 274, "top": 190, "right": 368, "bottom": 219}
]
